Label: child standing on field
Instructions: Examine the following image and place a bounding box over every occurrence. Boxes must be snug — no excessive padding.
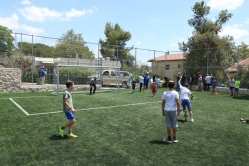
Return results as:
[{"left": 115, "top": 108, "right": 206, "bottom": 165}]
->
[
  {"left": 151, "top": 82, "right": 156, "bottom": 97},
  {"left": 162, "top": 81, "right": 181, "bottom": 143},
  {"left": 233, "top": 77, "right": 240, "bottom": 98},
  {"left": 58, "top": 80, "right": 77, "bottom": 138},
  {"left": 211, "top": 77, "right": 217, "bottom": 95},
  {"left": 131, "top": 78, "right": 136, "bottom": 94}
]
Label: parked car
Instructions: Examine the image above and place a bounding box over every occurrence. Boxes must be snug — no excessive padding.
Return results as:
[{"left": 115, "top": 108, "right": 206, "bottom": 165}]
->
[
  {"left": 88, "top": 70, "right": 130, "bottom": 87},
  {"left": 218, "top": 83, "right": 226, "bottom": 87}
]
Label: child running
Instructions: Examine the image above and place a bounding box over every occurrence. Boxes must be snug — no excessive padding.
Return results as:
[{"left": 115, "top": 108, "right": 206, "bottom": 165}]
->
[
  {"left": 58, "top": 80, "right": 77, "bottom": 138},
  {"left": 178, "top": 76, "right": 194, "bottom": 122}
]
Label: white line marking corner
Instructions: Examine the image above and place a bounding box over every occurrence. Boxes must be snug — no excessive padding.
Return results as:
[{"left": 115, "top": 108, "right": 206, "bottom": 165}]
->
[{"left": 9, "top": 98, "right": 29, "bottom": 116}]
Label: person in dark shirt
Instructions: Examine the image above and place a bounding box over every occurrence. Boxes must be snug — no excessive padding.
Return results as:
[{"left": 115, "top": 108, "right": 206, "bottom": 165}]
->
[
  {"left": 89, "top": 77, "right": 97, "bottom": 95},
  {"left": 131, "top": 78, "right": 136, "bottom": 94}
]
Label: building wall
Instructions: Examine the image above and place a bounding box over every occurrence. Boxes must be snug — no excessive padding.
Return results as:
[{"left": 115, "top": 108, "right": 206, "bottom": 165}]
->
[{"left": 152, "top": 60, "right": 184, "bottom": 79}]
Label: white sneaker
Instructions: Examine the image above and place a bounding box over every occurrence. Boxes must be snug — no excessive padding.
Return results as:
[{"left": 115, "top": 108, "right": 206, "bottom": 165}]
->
[{"left": 190, "top": 119, "right": 194, "bottom": 122}]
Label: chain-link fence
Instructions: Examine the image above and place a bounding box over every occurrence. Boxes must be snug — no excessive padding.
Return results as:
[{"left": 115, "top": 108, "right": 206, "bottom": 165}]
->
[{"left": 1, "top": 32, "right": 248, "bottom": 88}]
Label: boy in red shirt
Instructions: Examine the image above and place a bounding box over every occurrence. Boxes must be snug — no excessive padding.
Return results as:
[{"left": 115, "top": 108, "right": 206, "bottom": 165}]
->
[{"left": 151, "top": 82, "right": 157, "bottom": 97}]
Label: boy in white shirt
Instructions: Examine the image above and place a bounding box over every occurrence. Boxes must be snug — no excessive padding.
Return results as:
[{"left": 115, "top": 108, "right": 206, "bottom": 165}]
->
[
  {"left": 178, "top": 76, "right": 194, "bottom": 122},
  {"left": 162, "top": 81, "right": 181, "bottom": 143}
]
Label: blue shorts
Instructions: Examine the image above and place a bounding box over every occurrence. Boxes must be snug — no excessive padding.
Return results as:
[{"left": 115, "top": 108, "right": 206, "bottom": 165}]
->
[
  {"left": 234, "top": 88, "right": 239, "bottom": 92},
  {"left": 181, "top": 99, "right": 192, "bottom": 110},
  {"left": 65, "top": 111, "right": 75, "bottom": 120}
]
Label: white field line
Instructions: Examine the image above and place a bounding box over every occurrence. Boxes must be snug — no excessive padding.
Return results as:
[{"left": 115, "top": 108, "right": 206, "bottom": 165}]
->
[
  {"left": 9, "top": 98, "right": 29, "bottom": 116},
  {"left": 28, "top": 101, "right": 162, "bottom": 116},
  {"left": 0, "top": 96, "right": 54, "bottom": 100}
]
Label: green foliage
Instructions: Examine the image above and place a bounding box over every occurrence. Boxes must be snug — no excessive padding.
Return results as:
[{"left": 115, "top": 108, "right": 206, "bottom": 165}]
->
[
  {"left": 15, "top": 42, "right": 56, "bottom": 57},
  {"left": 0, "top": 25, "right": 14, "bottom": 56},
  {"left": 58, "top": 67, "right": 91, "bottom": 84},
  {"left": 237, "top": 65, "right": 249, "bottom": 88},
  {"left": 99, "top": 23, "right": 134, "bottom": 64},
  {"left": 181, "top": 1, "right": 235, "bottom": 82},
  {"left": 4, "top": 56, "right": 32, "bottom": 69},
  {"left": 54, "top": 29, "right": 94, "bottom": 59},
  {"left": 238, "top": 42, "right": 249, "bottom": 59}
]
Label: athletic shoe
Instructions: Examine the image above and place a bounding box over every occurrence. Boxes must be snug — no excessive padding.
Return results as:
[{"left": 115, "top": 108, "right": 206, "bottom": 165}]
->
[
  {"left": 58, "top": 127, "right": 64, "bottom": 137},
  {"left": 190, "top": 119, "right": 194, "bottom": 122},
  {"left": 163, "top": 138, "right": 172, "bottom": 143},
  {"left": 173, "top": 137, "right": 179, "bottom": 143},
  {"left": 67, "top": 133, "right": 78, "bottom": 138},
  {"left": 240, "top": 118, "right": 244, "bottom": 121}
]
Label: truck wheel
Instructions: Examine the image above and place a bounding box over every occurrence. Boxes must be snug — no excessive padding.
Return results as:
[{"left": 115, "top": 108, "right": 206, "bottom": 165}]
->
[{"left": 122, "top": 81, "right": 127, "bottom": 87}]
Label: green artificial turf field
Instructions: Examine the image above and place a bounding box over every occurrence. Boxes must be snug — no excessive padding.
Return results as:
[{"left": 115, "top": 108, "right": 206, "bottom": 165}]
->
[{"left": 0, "top": 88, "right": 249, "bottom": 165}]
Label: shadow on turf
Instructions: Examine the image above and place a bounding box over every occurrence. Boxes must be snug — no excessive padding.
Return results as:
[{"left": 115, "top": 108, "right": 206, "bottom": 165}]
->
[
  {"left": 177, "top": 119, "right": 187, "bottom": 123},
  {"left": 49, "top": 134, "right": 69, "bottom": 140},
  {"left": 149, "top": 140, "right": 171, "bottom": 145}
]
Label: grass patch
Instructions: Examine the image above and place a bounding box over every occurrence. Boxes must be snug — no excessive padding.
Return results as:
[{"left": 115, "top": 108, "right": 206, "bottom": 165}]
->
[{"left": 1, "top": 88, "right": 249, "bottom": 165}]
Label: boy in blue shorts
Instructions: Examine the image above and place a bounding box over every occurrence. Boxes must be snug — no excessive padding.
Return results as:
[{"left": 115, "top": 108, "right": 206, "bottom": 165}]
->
[
  {"left": 233, "top": 77, "right": 240, "bottom": 98},
  {"left": 162, "top": 80, "right": 181, "bottom": 143},
  {"left": 178, "top": 76, "right": 194, "bottom": 122},
  {"left": 58, "top": 80, "right": 77, "bottom": 138}
]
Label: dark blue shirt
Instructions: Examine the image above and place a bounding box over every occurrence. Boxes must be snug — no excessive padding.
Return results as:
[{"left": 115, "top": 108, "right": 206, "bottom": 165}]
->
[{"left": 39, "top": 69, "right": 45, "bottom": 77}]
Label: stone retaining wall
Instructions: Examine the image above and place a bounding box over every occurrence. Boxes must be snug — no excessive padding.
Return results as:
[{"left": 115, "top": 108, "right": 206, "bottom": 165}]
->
[
  {"left": 0, "top": 68, "right": 21, "bottom": 93},
  {"left": 191, "top": 85, "right": 249, "bottom": 94},
  {"left": 0, "top": 68, "right": 99, "bottom": 93}
]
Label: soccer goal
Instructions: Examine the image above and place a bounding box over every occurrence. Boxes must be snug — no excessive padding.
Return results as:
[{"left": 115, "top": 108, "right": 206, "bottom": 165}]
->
[{"left": 51, "top": 64, "right": 128, "bottom": 96}]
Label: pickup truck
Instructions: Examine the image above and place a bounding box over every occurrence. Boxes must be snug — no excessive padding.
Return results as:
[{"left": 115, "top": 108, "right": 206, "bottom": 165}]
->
[{"left": 88, "top": 70, "right": 130, "bottom": 87}]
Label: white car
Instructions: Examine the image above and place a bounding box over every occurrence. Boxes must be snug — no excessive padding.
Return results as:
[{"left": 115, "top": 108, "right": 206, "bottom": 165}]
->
[{"left": 88, "top": 70, "right": 130, "bottom": 87}]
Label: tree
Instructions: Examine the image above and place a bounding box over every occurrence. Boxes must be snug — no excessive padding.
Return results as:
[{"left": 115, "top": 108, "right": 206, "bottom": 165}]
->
[
  {"left": 99, "top": 23, "right": 133, "bottom": 63},
  {"left": 0, "top": 25, "right": 15, "bottom": 56},
  {"left": 54, "top": 29, "right": 94, "bottom": 59},
  {"left": 180, "top": 1, "right": 234, "bottom": 81},
  {"left": 15, "top": 42, "right": 54, "bottom": 57},
  {"left": 238, "top": 42, "right": 249, "bottom": 60}
]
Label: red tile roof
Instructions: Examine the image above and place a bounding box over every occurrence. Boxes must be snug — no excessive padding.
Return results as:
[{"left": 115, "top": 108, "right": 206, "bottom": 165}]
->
[
  {"left": 226, "top": 57, "right": 249, "bottom": 72},
  {"left": 147, "top": 53, "right": 185, "bottom": 62}
]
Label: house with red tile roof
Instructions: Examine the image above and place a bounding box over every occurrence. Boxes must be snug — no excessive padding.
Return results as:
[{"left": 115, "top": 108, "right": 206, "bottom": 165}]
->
[
  {"left": 226, "top": 57, "right": 249, "bottom": 73},
  {"left": 147, "top": 53, "right": 185, "bottom": 79}
]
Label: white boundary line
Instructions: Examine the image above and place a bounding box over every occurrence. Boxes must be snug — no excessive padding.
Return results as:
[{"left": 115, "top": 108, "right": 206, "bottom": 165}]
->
[
  {"left": 9, "top": 98, "right": 29, "bottom": 116},
  {"left": 28, "top": 101, "right": 162, "bottom": 116}
]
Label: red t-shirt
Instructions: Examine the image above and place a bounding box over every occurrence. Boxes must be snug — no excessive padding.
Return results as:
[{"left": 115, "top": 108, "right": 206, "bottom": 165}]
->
[{"left": 152, "top": 84, "right": 156, "bottom": 90}]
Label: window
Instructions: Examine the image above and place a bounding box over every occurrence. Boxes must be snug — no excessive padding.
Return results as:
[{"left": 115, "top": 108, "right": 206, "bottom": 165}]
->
[
  {"left": 111, "top": 71, "right": 116, "bottom": 76},
  {"left": 103, "top": 71, "right": 109, "bottom": 76},
  {"left": 165, "top": 65, "right": 170, "bottom": 70},
  {"left": 178, "top": 64, "right": 182, "bottom": 69}
]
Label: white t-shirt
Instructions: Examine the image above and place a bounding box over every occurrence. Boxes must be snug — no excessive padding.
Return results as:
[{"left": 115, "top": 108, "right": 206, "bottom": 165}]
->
[
  {"left": 198, "top": 76, "right": 202, "bottom": 82},
  {"left": 179, "top": 85, "right": 191, "bottom": 100},
  {"left": 155, "top": 77, "right": 160, "bottom": 84},
  {"left": 205, "top": 76, "right": 212, "bottom": 84},
  {"left": 228, "top": 79, "right": 235, "bottom": 87},
  {"left": 139, "top": 76, "right": 144, "bottom": 83},
  {"left": 162, "top": 90, "right": 179, "bottom": 111}
]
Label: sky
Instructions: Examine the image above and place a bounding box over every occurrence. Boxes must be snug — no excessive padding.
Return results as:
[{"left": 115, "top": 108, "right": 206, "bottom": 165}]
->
[{"left": 0, "top": 0, "right": 249, "bottom": 64}]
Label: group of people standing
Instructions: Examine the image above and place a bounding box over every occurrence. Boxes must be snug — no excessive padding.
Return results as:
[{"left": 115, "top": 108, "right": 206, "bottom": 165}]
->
[
  {"left": 197, "top": 74, "right": 217, "bottom": 95},
  {"left": 228, "top": 76, "right": 241, "bottom": 98}
]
